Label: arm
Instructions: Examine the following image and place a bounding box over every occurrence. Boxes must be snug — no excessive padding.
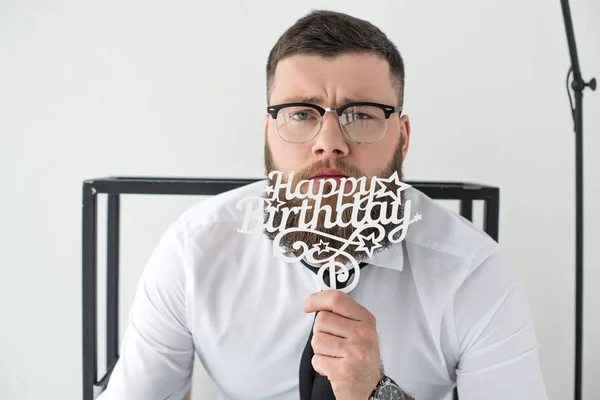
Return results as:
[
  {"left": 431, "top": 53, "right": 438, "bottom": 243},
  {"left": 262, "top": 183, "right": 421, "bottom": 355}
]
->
[
  {"left": 98, "top": 217, "right": 195, "bottom": 400},
  {"left": 451, "top": 247, "right": 548, "bottom": 399}
]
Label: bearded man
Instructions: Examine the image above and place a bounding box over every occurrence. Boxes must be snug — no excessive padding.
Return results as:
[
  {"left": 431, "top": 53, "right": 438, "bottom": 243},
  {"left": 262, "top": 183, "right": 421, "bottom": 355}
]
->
[{"left": 99, "top": 10, "right": 547, "bottom": 400}]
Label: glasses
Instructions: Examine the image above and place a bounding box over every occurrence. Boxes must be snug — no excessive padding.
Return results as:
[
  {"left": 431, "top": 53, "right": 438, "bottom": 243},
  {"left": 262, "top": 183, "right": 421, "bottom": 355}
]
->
[{"left": 267, "top": 102, "right": 402, "bottom": 144}]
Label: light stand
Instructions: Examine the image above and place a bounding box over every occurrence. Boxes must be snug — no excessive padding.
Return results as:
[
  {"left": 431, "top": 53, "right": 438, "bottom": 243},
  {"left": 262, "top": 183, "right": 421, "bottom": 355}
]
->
[{"left": 559, "top": 2, "right": 596, "bottom": 400}]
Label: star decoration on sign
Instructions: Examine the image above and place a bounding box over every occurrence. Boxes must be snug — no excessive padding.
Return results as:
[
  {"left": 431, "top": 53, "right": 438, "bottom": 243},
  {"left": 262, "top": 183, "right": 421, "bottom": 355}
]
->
[
  {"left": 356, "top": 232, "right": 382, "bottom": 258},
  {"left": 264, "top": 184, "right": 277, "bottom": 200},
  {"left": 373, "top": 171, "right": 411, "bottom": 203},
  {"left": 265, "top": 198, "right": 286, "bottom": 212},
  {"left": 313, "top": 239, "right": 331, "bottom": 255},
  {"left": 413, "top": 213, "right": 422, "bottom": 222}
]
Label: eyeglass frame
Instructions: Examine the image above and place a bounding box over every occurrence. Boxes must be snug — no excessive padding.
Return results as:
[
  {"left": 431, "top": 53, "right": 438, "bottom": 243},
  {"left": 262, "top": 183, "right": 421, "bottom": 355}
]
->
[{"left": 266, "top": 101, "right": 403, "bottom": 144}]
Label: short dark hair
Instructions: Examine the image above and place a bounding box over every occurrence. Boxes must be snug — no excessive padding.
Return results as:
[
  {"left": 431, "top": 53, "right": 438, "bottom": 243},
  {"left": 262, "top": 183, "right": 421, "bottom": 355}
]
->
[{"left": 266, "top": 10, "right": 405, "bottom": 106}]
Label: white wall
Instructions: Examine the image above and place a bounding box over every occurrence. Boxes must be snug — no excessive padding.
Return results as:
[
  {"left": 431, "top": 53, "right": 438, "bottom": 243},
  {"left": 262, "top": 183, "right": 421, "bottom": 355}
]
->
[{"left": 1, "top": 0, "right": 598, "bottom": 399}]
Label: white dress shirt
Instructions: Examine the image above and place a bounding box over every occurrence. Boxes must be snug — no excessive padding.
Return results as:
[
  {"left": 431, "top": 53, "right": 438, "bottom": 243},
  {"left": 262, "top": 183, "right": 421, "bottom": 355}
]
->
[{"left": 99, "top": 180, "right": 548, "bottom": 400}]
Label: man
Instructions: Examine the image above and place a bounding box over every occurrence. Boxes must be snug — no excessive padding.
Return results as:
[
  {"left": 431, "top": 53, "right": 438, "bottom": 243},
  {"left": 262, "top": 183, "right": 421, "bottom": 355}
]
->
[{"left": 99, "top": 10, "right": 548, "bottom": 400}]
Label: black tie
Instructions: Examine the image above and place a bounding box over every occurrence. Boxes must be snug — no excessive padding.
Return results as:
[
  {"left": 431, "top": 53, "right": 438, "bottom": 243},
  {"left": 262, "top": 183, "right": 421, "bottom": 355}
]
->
[{"left": 299, "top": 260, "right": 369, "bottom": 400}]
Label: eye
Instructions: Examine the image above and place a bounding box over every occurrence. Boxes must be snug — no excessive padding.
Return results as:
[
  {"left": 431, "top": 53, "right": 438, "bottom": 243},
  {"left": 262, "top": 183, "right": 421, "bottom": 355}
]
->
[
  {"left": 350, "top": 112, "right": 371, "bottom": 120},
  {"left": 291, "top": 112, "right": 311, "bottom": 121}
]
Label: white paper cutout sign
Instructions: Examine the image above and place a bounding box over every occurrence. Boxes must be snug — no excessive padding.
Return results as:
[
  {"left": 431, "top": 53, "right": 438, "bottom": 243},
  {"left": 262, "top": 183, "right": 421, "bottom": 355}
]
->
[{"left": 237, "top": 170, "right": 422, "bottom": 293}]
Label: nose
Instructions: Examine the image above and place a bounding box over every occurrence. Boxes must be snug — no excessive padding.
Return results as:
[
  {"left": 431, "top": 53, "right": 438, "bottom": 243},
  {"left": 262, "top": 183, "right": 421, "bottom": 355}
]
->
[{"left": 311, "top": 111, "right": 349, "bottom": 158}]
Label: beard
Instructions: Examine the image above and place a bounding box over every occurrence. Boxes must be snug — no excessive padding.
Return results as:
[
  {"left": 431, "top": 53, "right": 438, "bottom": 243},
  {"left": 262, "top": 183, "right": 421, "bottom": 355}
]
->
[{"left": 263, "top": 138, "right": 405, "bottom": 264}]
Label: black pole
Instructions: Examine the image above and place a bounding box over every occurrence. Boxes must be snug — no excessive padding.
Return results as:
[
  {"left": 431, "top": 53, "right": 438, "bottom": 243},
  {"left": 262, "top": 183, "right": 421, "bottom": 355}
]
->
[
  {"left": 559, "top": 2, "right": 596, "bottom": 400},
  {"left": 82, "top": 183, "right": 98, "bottom": 400},
  {"left": 107, "top": 194, "right": 121, "bottom": 370}
]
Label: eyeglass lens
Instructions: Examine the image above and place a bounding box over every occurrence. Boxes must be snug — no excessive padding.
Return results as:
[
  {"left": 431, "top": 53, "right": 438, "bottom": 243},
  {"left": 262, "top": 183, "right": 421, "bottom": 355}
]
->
[{"left": 276, "top": 105, "right": 387, "bottom": 143}]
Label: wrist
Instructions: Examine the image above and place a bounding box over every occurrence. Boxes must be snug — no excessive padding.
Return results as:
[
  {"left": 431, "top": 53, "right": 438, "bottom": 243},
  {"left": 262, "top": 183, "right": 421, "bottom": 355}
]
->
[
  {"left": 369, "top": 375, "right": 406, "bottom": 400},
  {"left": 368, "top": 365, "right": 385, "bottom": 398},
  {"left": 369, "top": 363, "right": 385, "bottom": 396}
]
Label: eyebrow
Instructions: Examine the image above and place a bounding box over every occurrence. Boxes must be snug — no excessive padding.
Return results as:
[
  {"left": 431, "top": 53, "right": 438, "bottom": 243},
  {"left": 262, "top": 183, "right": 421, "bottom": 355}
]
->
[{"left": 276, "top": 95, "right": 366, "bottom": 106}]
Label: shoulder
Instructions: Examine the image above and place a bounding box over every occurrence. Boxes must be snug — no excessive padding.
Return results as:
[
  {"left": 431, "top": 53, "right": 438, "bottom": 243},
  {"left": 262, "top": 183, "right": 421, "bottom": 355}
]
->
[
  {"left": 402, "top": 186, "right": 518, "bottom": 317},
  {"left": 400, "top": 190, "right": 543, "bottom": 395},
  {"left": 403, "top": 187, "right": 530, "bottom": 355},
  {"left": 166, "top": 180, "right": 267, "bottom": 264},
  {"left": 179, "top": 179, "right": 267, "bottom": 230},
  {"left": 405, "top": 188, "right": 500, "bottom": 265},
  {"left": 405, "top": 186, "right": 498, "bottom": 259}
]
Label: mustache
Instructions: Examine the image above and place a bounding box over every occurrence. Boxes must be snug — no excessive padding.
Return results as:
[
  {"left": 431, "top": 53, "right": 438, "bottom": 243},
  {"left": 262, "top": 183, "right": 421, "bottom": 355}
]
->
[{"left": 291, "top": 159, "right": 364, "bottom": 182}]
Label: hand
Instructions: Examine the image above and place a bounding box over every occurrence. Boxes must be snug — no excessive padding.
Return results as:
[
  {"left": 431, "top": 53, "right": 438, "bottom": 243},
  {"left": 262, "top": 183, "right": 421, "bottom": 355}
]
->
[{"left": 303, "top": 289, "right": 383, "bottom": 400}]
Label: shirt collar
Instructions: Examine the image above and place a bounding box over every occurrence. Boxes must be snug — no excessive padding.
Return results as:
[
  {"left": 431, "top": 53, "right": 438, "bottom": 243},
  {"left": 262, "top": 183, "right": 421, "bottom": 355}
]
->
[{"left": 363, "top": 241, "right": 405, "bottom": 272}]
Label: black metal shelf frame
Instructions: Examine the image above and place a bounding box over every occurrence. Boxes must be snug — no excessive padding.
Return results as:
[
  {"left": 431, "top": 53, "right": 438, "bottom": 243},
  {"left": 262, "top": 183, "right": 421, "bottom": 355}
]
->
[{"left": 82, "top": 176, "right": 500, "bottom": 400}]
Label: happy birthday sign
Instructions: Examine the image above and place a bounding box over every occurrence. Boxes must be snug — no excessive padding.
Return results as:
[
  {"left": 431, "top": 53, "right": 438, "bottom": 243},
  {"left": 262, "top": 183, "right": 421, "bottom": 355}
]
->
[{"left": 237, "top": 171, "right": 422, "bottom": 293}]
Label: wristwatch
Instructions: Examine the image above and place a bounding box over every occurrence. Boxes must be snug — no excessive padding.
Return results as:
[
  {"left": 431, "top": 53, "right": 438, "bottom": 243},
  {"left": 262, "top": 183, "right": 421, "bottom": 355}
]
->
[{"left": 369, "top": 376, "right": 405, "bottom": 400}]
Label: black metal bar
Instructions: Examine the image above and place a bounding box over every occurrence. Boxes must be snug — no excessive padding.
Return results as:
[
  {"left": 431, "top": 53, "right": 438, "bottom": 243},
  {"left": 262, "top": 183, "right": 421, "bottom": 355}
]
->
[
  {"left": 459, "top": 199, "right": 473, "bottom": 222},
  {"left": 85, "top": 177, "right": 498, "bottom": 201},
  {"left": 107, "top": 194, "right": 120, "bottom": 371},
  {"left": 561, "top": 0, "right": 582, "bottom": 82},
  {"left": 103, "top": 176, "right": 490, "bottom": 189},
  {"left": 98, "top": 176, "right": 490, "bottom": 189},
  {"left": 483, "top": 189, "right": 500, "bottom": 242},
  {"left": 98, "top": 355, "right": 119, "bottom": 393},
  {"left": 82, "top": 182, "right": 98, "bottom": 400},
  {"left": 573, "top": 77, "right": 584, "bottom": 400},
  {"left": 562, "top": 6, "right": 584, "bottom": 399},
  {"left": 560, "top": 2, "right": 596, "bottom": 398},
  {"left": 90, "top": 178, "right": 260, "bottom": 196}
]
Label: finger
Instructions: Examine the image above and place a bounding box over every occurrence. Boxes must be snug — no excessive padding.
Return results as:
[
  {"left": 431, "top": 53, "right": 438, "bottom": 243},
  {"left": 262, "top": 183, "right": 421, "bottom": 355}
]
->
[
  {"left": 311, "top": 330, "right": 345, "bottom": 358},
  {"left": 304, "top": 290, "right": 371, "bottom": 322},
  {"left": 311, "top": 354, "right": 339, "bottom": 379},
  {"left": 313, "top": 310, "right": 356, "bottom": 339}
]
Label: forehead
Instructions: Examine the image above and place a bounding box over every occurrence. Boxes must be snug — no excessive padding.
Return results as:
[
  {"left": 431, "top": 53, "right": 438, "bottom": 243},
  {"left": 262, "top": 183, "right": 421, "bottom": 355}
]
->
[{"left": 270, "top": 53, "right": 397, "bottom": 106}]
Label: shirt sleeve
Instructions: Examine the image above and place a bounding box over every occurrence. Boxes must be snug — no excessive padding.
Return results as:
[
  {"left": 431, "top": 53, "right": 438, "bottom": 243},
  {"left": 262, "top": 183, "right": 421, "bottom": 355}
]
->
[
  {"left": 98, "top": 216, "right": 195, "bottom": 400},
  {"left": 452, "top": 246, "right": 548, "bottom": 400}
]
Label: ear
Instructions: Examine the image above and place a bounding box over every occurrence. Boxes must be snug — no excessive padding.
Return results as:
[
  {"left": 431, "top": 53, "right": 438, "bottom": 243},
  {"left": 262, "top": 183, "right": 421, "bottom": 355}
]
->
[{"left": 400, "top": 114, "right": 411, "bottom": 160}]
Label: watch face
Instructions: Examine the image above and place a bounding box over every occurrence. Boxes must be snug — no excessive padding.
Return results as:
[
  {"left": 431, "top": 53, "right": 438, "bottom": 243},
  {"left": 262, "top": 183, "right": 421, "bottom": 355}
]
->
[{"left": 376, "top": 382, "right": 404, "bottom": 400}]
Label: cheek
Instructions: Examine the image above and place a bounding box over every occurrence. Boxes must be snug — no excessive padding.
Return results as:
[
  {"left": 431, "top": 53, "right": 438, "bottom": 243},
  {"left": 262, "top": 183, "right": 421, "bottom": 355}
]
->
[
  {"left": 352, "top": 139, "right": 398, "bottom": 176},
  {"left": 360, "top": 152, "right": 388, "bottom": 176},
  {"left": 267, "top": 130, "right": 310, "bottom": 172}
]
